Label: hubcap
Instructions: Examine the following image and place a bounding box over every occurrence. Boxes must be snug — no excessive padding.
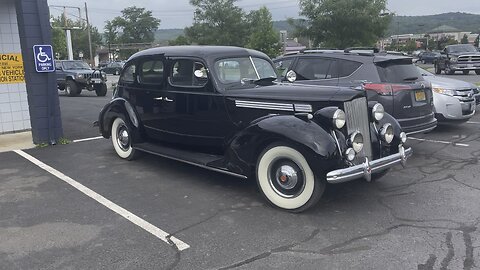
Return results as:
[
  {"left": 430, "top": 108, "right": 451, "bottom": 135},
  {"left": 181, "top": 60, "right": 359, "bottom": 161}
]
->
[
  {"left": 116, "top": 124, "right": 130, "bottom": 151},
  {"left": 268, "top": 159, "right": 305, "bottom": 198}
]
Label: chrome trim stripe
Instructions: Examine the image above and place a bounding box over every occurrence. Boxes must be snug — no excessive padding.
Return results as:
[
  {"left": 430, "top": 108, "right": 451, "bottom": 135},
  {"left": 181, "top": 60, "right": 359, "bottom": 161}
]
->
[
  {"left": 235, "top": 100, "right": 312, "bottom": 112},
  {"left": 294, "top": 104, "right": 313, "bottom": 112},
  {"left": 235, "top": 100, "right": 294, "bottom": 111}
]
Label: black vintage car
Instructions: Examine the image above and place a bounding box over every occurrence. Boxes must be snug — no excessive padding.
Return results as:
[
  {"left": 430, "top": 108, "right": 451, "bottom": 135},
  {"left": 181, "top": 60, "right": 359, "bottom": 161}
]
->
[{"left": 98, "top": 46, "right": 412, "bottom": 212}]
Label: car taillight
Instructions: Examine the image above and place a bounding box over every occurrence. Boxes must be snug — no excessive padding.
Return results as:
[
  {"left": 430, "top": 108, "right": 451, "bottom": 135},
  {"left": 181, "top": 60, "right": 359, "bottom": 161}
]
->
[{"left": 363, "top": 83, "right": 412, "bottom": 96}]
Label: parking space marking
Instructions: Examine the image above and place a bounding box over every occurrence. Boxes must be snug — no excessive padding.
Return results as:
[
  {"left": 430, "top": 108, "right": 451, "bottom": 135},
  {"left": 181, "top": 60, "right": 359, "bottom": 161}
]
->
[
  {"left": 72, "top": 136, "right": 104, "bottom": 143},
  {"left": 466, "top": 121, "right": 480, "bottom": 124},
  {"left": 13, "top": 150, "right": 190, "bottom": 251},
  {"left": 409, "top": 137, "right": 469, "bottom": 147}
]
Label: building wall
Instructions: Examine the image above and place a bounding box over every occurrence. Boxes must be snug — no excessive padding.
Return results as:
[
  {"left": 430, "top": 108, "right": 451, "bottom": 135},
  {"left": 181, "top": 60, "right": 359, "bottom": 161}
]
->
[{"left": 0, "top": 0, "right": 30, "bottom": 134}]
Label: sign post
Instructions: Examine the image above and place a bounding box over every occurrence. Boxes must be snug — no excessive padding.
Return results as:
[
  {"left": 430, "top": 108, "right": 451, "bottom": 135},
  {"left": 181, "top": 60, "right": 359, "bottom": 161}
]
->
[{"left": 33, "top": 45, "right": 55, "bottom": 73}]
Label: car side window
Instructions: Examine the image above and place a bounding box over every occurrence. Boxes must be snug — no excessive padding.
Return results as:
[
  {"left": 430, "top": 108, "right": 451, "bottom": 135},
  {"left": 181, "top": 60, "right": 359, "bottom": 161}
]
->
[
  {"left": 169, "top": 59, "right": 208, "bottom": 88},
  {"left": 139, "top": 60, "right": 164, "bottom": 85},
  {"left": 295, "top": 58, "right": 336, "bottom": 80},
  {"left": 338, "top": 60, "right": 362, "bottom": 78},
  {"left": 120, "top": 64, "right": 135, "bottom": 83},
  {"left": 274, "top": 59, "right": 294, "bottom": 77}
]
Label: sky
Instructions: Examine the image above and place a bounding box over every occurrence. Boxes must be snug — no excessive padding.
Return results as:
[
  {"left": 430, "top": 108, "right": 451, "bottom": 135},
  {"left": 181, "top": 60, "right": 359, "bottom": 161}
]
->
[{"left": 47, "top": 0, "right": 480, "bottom": 31}]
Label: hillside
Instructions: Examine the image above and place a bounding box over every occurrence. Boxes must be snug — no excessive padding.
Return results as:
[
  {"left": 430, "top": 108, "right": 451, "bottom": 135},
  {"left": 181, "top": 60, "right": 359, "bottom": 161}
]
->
[{"left": 153, "top": 12, "right": 480, "bottom": 43}]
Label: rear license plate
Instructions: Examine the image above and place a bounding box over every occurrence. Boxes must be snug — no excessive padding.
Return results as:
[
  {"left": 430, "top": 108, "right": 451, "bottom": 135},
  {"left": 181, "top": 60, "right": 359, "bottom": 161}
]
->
[
  {"left": 91, "top": 78, "right": 101, "bottom": 83},
  {"left": 415, "top": 90, "right": 426, "bottom": 101}
]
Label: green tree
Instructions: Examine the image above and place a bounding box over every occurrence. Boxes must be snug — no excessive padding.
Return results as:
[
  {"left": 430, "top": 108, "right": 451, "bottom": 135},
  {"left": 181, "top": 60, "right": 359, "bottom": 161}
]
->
[
  {"left": 50, "top": 16, "right": 102, "bottom": 61},
  {"left": 108, "top": 6, "right": 161, "bottom": 44},
  {"left": 104, "top": 21, "right": 118, "bottom": 46},
  {"left": 185, "top": 0, "right": 247, "bottom": 46},
  {"left": 245, "top": 7, "right": 281, "bottom": 57},
  {"left": 461, "top": 34, "right": 469, "bottom": 44},
  {"left": 168, "top": 35, "right": 191, "bottom": 46},
  {"left": 294, "top": 0, "right": 392, "bottom": 48}
]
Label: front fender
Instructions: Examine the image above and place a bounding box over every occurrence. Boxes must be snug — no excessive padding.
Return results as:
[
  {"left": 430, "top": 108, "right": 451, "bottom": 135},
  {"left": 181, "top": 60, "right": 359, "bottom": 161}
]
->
[
  {"left": 98, "top": 98, "right": 141, "bottom": 140},
  {"left": 223, "top": 115, "right": 339, "bottom": 177}
]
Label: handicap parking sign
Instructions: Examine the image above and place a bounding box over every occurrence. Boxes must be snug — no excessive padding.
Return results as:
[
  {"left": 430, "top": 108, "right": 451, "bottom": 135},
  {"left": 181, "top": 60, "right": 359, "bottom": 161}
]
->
[{"left": 33, "top": 45, "right": 55, "bottom": 73}]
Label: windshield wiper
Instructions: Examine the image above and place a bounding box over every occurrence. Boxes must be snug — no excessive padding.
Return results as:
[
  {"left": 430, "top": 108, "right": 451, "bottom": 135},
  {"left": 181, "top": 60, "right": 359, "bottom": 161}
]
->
[
  {"left": 253, "top": 77, "right": 277, "bottom": 86},
  {"left": 403, "top": 76, "right": 418, "bottom": 81}
]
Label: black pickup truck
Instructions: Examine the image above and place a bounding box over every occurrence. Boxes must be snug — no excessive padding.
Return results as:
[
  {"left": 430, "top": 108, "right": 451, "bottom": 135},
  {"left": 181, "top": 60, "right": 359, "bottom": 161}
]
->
[
  {"left": 434, "top": 44, "right": 480, "bottom": 75},
  {"left": 55, "top": 60, "right": 108, "bottom": 96}
]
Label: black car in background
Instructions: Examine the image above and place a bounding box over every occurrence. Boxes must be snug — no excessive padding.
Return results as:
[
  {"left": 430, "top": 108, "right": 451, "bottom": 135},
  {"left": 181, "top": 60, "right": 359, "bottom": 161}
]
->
[
  {"left": 98, "top": 46, "right": 412, "bottom": 212},
  {"left": 274, "top": 50, "right": 437, "bottom": 135},
  {"left": 100, "top": 61, "right": 124, "bottom": 75},
  {"left": 417, "top": 51, "right": 440, "bottom": 64}
]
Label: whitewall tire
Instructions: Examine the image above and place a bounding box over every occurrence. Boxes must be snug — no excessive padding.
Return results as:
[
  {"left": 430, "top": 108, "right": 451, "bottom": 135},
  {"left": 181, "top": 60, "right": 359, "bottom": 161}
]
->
[
  {"left": 256, "top": 145, "right": 325, "bottom": 212},
  {"left": 111, "top": 117, "right": 138, "bottom": 160}
]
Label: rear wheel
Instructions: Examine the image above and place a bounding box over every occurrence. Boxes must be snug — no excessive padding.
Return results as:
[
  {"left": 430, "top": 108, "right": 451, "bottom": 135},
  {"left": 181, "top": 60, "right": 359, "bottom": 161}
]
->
[
  {"left": 111, "top": 117, "right": 139, "bottom": 160},
  {"left": 256, "top": 144, "right": 325, "bottom": 212},
  {"left": 65, "top": 80, "right": 78, "bottom": 97},
  {"left": 95, "top": 84, "right": 107, "bottom": 96}
]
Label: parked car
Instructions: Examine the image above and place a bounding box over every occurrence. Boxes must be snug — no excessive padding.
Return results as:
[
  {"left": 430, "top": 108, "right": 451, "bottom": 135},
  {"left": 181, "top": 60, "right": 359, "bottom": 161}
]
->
[
  {"left": 97, "top": 46, "right": 412, "bottom": 212},
  {"left": 55, "top": 60, "right": 107, "bottom": 97},
  {"left": 418, "top": 51, "right": 441, "bottom": 64},
  {"left": 101, "top": 61, "right": 124, "bottom": 75},
  {"left": 274, "top": 50, "right": 437, "bottom": 135},
  {"left": 417, "top": 67, "right": 476, "bottom": 122},
  {"left": 434, "top": 44, "right": 480, "bottom": 75}
]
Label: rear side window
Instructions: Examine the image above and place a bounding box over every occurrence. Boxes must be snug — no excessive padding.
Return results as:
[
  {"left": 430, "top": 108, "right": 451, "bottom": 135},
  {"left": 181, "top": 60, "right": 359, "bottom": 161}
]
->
[
  {"left": 376, "top": 61, "right": 422, "bottom": 83},
  {"left": 120, "top": 64, "right": 135, "bottom": 83},
  {"left": 295, "top": 58, "right": 337, "bottom": 80},
  {"left": 140, "top": 60, "right": 164, "bottom": 84},
  {"left": 169, "top": 59, "right": 208, "bottom": 88},
  {"left": 338, "top": 60, "right": 362, "bottom": 77}
]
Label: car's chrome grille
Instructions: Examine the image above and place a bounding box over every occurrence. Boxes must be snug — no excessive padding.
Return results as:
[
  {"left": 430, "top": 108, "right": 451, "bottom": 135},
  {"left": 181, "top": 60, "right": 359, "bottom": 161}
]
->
[
  {"left": 84, "top": 72, "right": 102, "bottom": 79},
  {"left": 344, "top": 97, "right": 372, "bottom": 164},
  {"left": 458, "top": 55, "right": 480, "bottom": 62}
]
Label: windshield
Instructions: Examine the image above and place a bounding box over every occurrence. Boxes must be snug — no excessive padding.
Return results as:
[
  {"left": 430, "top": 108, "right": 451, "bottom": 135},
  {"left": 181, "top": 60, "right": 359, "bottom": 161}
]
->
[
  {"left": 62, "top": 61, "right": 91, "bottom": 70},
  {"left": 214, "top": 57, "right": 277, "bottom": 88},
  {"left": 447, "top": 45, "right": 477, "bottom": 53}
]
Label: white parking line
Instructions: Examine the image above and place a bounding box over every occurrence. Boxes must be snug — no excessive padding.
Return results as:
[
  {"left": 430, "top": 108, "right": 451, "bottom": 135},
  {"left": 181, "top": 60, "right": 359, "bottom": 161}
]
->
[
  {"left": 409, "top": 137, "right": 469, "bottom": 147},
  {"left": 466, "top": 121, "right": 480, "bottom": 124},
  {"left": 72, "top": 136, "right": 104, "bottom": 143},
  {"left": 14, "top": 150, "right": 190, "bottom": 251}
]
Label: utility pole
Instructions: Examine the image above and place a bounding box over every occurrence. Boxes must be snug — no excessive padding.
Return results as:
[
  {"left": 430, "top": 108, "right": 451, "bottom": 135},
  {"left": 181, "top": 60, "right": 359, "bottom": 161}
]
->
[
  {"left": 85, "top": 2, "right": 93, "bottom": 67},
  {"left": 63, "top": 7, "right": 74, "bottom": 60}
]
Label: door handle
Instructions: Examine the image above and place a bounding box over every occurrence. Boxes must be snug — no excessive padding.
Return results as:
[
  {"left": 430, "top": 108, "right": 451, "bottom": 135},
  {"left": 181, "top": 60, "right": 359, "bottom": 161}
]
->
[
  {"left": 154, "top": 97, "right": 163, "bottom": 100},
  {"left": 164, "top": 97, "right": 174, "bottom": 102}
]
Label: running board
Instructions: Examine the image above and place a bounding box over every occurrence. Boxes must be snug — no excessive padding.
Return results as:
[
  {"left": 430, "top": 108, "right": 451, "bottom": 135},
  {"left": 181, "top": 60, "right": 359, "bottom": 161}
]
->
[{"left": 133, "top": 142, "right": 248, "bottom": 179}]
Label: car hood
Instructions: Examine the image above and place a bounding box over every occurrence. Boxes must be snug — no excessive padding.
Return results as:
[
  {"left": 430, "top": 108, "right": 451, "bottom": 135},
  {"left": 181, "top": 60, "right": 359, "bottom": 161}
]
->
[
  {"left": 448, "top": 52, "right": 480, "bottom": 57},
  {"left": 224, "top": 83, "right": 364, "bottom": 103},
  {"left": 65, "top": 69, "right": 95, "bottom": 74},
  {"left": 422, "top": 74, "right": 476, "bottom": 89}
]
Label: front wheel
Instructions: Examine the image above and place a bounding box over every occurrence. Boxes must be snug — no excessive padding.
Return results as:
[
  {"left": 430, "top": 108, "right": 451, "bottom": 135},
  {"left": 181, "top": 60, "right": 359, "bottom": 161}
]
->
[
  {"left": 95, "top": 84, "right": 107, "bottom": 96},
  {"left": 111, "top": 117, "right": 139, "bottom": 160},
  {"left": 256, "top": 144, "right": 325, "bottom": 212}
]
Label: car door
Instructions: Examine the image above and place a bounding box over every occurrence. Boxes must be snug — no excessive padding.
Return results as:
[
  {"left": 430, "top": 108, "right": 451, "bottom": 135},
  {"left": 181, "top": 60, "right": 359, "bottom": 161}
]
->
[
  {"left": 55, "top": 62, "right": 65, "bottom": 86},
  {"left": 159, "top": 58, "right": 233, "bottom": 148}
]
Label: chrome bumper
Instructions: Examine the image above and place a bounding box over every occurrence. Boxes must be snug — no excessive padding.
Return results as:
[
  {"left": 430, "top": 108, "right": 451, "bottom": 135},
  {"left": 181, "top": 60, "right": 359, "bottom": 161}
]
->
[{"left": 326, "top": 145, "right": 413, "bottom": 184}]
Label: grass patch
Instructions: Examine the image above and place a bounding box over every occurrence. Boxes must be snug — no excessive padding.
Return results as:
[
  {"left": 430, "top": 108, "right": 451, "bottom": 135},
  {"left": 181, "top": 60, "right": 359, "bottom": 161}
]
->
[{"left": 58, "top": 137, "right": 71, "bottom": 145}]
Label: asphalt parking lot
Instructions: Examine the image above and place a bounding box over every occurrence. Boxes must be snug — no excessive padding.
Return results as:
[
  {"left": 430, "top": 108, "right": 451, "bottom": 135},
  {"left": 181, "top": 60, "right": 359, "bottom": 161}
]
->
[{"left": 2, "top": 74, "right": 480, "bottom": 269}]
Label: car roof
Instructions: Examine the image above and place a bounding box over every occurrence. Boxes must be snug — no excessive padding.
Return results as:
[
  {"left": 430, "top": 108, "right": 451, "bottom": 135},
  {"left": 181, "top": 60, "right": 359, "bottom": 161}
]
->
[
  {"left": 129, "top": 46, "right": 269, "bottom": 61},
  {"left": 275, "top": 51, "right": 412, "bottom": 64}
]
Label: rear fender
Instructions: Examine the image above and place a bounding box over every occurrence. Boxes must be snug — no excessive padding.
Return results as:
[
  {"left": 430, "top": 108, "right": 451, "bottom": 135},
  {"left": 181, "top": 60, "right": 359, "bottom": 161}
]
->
[
  {"left": 224, "top": 115, "right": 339, "bottom": 177},
  {"left": 98, "top": 98, "right": 142, "bottom": 142}
]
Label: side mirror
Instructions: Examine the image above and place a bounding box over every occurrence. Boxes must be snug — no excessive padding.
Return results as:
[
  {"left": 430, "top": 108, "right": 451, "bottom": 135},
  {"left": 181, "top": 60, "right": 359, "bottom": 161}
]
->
[{"left": 285, "top": 70, "right": 297, "bottom": 83}]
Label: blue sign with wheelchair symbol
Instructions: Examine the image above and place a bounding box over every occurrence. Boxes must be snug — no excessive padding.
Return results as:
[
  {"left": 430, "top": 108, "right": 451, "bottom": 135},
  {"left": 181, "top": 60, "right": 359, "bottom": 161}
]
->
[{"left": 33, "top": 45, "right": 55, "bottom": 73}]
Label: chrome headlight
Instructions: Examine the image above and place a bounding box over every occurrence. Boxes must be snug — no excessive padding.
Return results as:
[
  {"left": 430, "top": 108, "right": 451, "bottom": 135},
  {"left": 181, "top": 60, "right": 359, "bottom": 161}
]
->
[
  {"left": 333, "top": 109, "right": 346, "bottom": 129},
  {"left": 399, "top": 132, "right": 407, "bottom": 144},
  {"left": 76, "top": 74, "right": 84, "bottom": 79},
  {"left": 432, "top": 87, "right": 455, "bottom": 96},
  {"left": 372, "top": 103, "right": 384, "bottom": 121},
  {"left": 380, "top": 123, "right": 394, "bottom": 144},
  {"left": 345, "top": 148, "right": 355, "bottom": 161},
  {"left": 350, "top": 131, "right": 364, "bottom": 153}
]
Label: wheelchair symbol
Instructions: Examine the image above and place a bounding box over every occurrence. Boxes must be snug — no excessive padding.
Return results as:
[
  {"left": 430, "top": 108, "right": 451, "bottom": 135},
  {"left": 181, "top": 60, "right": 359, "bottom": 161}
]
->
[{"left": 36, "top": 47, "right": 51, "bottom": 63}]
